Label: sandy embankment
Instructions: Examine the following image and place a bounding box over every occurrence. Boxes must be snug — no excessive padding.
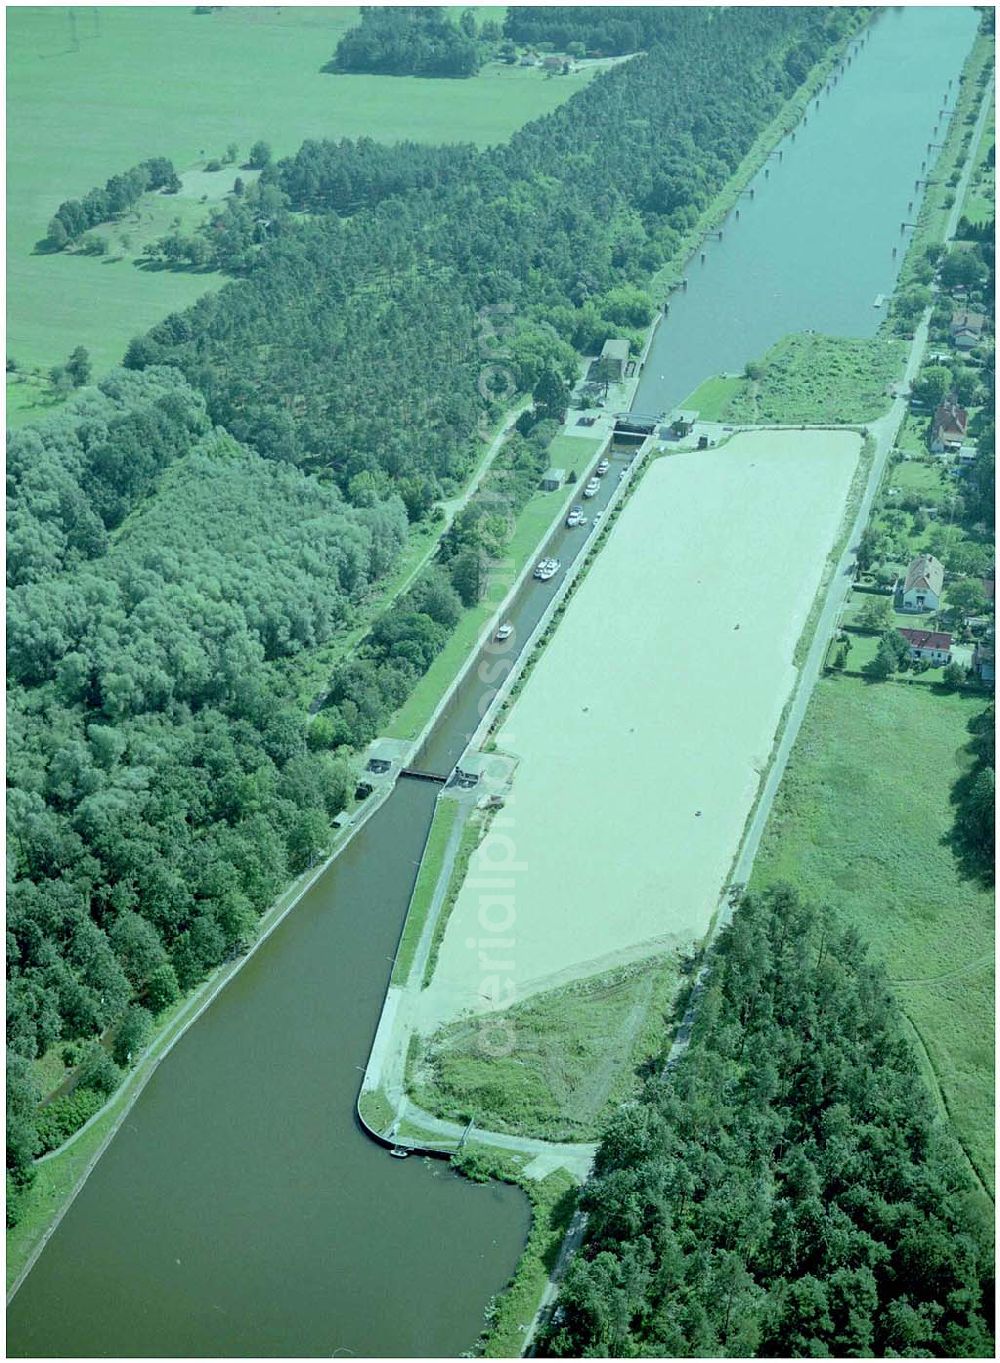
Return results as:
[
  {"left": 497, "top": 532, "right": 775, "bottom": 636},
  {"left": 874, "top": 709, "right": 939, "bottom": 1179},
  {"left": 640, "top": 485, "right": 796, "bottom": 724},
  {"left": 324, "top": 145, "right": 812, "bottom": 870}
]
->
[{"left": 417, "top": 429, "right": 861, "bottom": 1034}]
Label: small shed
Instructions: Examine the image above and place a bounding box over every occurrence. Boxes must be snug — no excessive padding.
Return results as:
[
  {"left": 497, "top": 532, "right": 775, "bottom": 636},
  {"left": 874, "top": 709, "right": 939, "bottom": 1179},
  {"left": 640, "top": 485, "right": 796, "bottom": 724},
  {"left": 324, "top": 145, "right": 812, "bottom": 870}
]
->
[
  {"left": 598, "top": 338, "right": 630, "bottom": 383},
  {"left": 668, "top": 408, "right": 699, "bottom": 438},
  {"left": 540, "top": 467, "right": 566, "bottom": 491}
]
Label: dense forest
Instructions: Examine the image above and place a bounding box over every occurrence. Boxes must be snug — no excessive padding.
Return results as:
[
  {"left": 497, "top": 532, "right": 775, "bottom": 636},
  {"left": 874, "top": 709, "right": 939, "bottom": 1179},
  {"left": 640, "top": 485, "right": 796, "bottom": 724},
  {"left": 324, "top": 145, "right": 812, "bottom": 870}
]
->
[
  {"left": 6, "top": 372, "right": 406, "bottom": 1211},
  {"left": 8, "top": 9, "right": 866, "bottom": 1207},
  {"left": 540, "top": 887, "right": 994, "bottom": 1358},
  {"left": 503, "top": 6, "right": 696, "bottom": 57},
  {"left": 328, "top": 7, "right": 483, "bottom": 79}
]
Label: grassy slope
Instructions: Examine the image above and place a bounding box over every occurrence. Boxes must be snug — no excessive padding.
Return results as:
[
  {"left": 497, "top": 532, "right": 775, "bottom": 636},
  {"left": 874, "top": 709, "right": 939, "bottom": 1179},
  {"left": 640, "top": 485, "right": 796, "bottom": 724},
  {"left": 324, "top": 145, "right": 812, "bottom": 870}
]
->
[
  {"left": 385, "top": 439, "right": 604, "bottom": 743},
  {"left": 680, "top": 373, "right": 742, "bottom": 421},
  {"left": 390, "top": 798, "right": 461, "bottom": 986},
  {"left": 962, "top": 101, "right": 995, "bottom": 226},
  {"left": 751, "top": 676, "right": 994, "bottom": 1195},
  {"left": 7, "top": 5, "right": 593, "bottom": 393},
  {"left": 720, "top": 333, "right": 907, "bottom": 425},
  {"left": 895, "top": 31, "right": 994, "bottom": 296},
  {"left": 448, "top": 1145, "right": 578, "bottom": 1360},
  {"left": 412, "top": 956, "right": 681, "bottom": 1142},
  {"left": 422, "top": 814, "right": 485, "bottom": 989}
]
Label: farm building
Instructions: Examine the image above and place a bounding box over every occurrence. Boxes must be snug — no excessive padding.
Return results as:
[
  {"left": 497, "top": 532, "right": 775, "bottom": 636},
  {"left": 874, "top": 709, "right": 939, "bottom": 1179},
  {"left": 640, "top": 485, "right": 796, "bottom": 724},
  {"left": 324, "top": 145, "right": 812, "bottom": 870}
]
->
[
  {"left": 896, "top": 553, "right": 944, "bottom": 612},
  {"left": 898, "top": 627, "right": 952, "bottom": 664},
  {"left": 597, "top": 337, "right": 630, "bottom": 383},
  {"left": 930, "top": 397, "right": 968, "bottom": 453},
  {"left": 540, "top": 467, "right": 566, "bottom": 491}
]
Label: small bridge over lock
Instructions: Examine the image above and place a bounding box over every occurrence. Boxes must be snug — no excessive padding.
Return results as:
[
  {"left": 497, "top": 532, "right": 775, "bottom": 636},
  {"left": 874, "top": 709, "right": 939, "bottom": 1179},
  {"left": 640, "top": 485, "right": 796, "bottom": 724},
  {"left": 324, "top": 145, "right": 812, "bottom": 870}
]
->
[{"left": 399, "top": 767, "right": 448, "bottom": 784}]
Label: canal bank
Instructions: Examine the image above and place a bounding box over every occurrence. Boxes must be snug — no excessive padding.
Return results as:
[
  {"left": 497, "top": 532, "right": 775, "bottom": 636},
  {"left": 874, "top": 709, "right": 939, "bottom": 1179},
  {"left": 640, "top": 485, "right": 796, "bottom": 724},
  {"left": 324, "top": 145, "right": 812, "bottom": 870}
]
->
[
  {"left": 356, "top": 433, "right": 656, "bottom": 1164},
  {"left": 6, "top": 9, "right": 983, "bottom": 1358}
]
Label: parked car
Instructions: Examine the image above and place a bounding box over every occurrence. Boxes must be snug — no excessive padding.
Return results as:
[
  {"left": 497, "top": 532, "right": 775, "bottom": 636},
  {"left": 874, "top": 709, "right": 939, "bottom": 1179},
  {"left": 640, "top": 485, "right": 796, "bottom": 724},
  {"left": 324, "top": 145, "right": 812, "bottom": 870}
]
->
[
  {"left": 583, "top": 478, "right": 600, "bottom": 498},
  {"left": 596, "top": 458, "right": 610, "bottom": 475}
]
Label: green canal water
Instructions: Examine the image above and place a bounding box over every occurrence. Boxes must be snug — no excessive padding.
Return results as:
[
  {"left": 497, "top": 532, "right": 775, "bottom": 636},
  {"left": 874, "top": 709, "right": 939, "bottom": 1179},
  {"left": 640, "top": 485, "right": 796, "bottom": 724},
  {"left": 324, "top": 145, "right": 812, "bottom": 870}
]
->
[{"left": 7, "top": 6, "right": 981, "bottom": 1356}]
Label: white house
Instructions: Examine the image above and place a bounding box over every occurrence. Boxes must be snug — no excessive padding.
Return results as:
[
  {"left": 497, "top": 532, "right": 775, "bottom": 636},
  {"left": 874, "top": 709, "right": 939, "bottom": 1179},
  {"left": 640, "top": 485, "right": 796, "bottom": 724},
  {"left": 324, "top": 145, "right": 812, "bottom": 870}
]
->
[{"left": 897, "top": 553, "right": 944, "bottom": 612}]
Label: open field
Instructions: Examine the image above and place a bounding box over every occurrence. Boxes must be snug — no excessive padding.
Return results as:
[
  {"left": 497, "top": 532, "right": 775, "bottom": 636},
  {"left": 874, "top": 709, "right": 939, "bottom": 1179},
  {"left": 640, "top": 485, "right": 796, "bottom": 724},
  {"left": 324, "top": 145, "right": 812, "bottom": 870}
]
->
[
  {"left": 412, "top": 955, "right": 681, "bottom": 1142},
  {"left": 751, "top": 676, "right": 994, "bottom": 1194},
  {"left": 7, "top": 5, "right": 593, "bottom": 399},
  {"left": 721, "top": 332, "right": 907, "bottom": 425},
  {"left": 417, "top": 429, "right": 861, "bottom": 1033}
]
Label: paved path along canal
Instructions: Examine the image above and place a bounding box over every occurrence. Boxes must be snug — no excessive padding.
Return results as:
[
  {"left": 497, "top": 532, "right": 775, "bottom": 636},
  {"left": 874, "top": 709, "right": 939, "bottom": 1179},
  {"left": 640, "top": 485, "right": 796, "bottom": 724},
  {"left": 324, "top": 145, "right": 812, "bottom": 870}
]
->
[{"left": 7, "top": 7, "right": 980, "bottom": 1357}]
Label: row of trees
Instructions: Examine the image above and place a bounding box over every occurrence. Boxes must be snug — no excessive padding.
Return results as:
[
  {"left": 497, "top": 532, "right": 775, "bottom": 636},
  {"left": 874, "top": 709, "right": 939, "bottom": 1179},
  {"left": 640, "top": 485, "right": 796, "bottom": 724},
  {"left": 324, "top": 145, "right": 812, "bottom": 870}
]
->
[
  {"left": 541, "top": 886, "right": 994, "bottom": 1357},
  {"left": 46, "top": 156, "right": 180, "bottom": 250},
  {"left": 328, "top": 7, "right": 483, "bottom": 79}
]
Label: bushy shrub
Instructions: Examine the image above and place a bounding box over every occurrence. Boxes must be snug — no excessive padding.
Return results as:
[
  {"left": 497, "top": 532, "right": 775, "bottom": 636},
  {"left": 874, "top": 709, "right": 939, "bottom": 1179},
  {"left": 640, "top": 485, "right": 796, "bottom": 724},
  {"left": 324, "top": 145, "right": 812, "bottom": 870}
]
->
[{"left": 35, "top": 1087, "right": 106, "bottom": 1155}]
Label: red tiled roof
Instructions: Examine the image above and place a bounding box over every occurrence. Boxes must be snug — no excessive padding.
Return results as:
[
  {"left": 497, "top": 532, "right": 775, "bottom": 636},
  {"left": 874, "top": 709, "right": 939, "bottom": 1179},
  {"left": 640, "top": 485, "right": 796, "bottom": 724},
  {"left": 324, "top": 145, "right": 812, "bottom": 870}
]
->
[
  {"left": 899, "top": 628, "right": 952, "bottom": 651},
  {"left": 933, "top": 399, "right": 968, "bottom": 438}
]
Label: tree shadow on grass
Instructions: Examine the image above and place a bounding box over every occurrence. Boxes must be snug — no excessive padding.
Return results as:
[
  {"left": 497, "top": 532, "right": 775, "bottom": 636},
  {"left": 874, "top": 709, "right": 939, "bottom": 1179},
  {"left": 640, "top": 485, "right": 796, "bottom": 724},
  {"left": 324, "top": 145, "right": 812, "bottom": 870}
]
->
[
  {"left": 943, "top": 701, "right": 994, "bottom": 886},
  {"left": 541, "top": 1186, "right": 583, "bottom": 1273}
]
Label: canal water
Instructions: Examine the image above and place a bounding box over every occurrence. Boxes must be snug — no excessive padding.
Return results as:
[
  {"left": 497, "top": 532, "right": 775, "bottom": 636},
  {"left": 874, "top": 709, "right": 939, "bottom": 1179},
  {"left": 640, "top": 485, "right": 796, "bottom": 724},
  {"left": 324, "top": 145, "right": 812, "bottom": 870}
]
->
[
  {"left": 634, "top": 4, "right": 981, "bottom": 415},
  {"left": 7, "top": 7, "right": 980, "bottom": 1356}
]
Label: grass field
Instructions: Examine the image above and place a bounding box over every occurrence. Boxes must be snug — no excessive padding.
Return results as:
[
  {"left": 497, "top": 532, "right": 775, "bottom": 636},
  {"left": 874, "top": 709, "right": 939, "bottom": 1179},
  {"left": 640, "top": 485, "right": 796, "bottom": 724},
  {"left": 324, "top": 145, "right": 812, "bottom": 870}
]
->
[
  {"left": 962, "top": 101, "right": 995, "bottom": 227},
  {"left": 412, "top": 955, "right": 681, "bottom": 1142},
  {"left": 7, "top": 5, "right": 595, "bottom": 403},
  {"left": 680, "top": 373, "right": 742, "bottom": 421},
  {"left": 721, "top": 333, "right": 907, "bottom": 425},
  {"left": 418, "top": 430, "right": 861, "bottom": 1033},
  {"left": 751, "top": 676, "right": 994, "bottom": 1195}
]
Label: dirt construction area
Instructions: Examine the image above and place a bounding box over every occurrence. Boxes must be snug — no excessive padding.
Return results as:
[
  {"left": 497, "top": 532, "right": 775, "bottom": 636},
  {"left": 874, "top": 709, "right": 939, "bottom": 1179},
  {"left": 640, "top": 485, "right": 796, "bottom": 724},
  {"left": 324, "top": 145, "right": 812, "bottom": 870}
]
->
[{"left": 416, "top": 429, "right": 862, "bottom": 1035}]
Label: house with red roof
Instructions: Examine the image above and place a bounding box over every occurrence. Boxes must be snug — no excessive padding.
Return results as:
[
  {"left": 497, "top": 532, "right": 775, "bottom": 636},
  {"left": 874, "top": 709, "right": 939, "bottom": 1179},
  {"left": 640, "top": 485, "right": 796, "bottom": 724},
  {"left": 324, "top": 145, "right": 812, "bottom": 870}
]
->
[
  {"left": 898, "top": 627, "right": 952, "bottom": 664},
  {"left": 930, "top": 397, "right": 968, "bottom": 454}
]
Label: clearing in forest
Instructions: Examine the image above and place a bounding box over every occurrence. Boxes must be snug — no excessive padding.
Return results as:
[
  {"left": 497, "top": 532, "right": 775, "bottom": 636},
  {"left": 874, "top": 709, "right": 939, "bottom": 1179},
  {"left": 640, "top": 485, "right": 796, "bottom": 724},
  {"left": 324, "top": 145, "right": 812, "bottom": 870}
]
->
[
  {"left": 7, "top": 5, "right": 595, "bottom": 408},
  {"left": 417, "top": 428, "right": 861, "bottom": 1035}
]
